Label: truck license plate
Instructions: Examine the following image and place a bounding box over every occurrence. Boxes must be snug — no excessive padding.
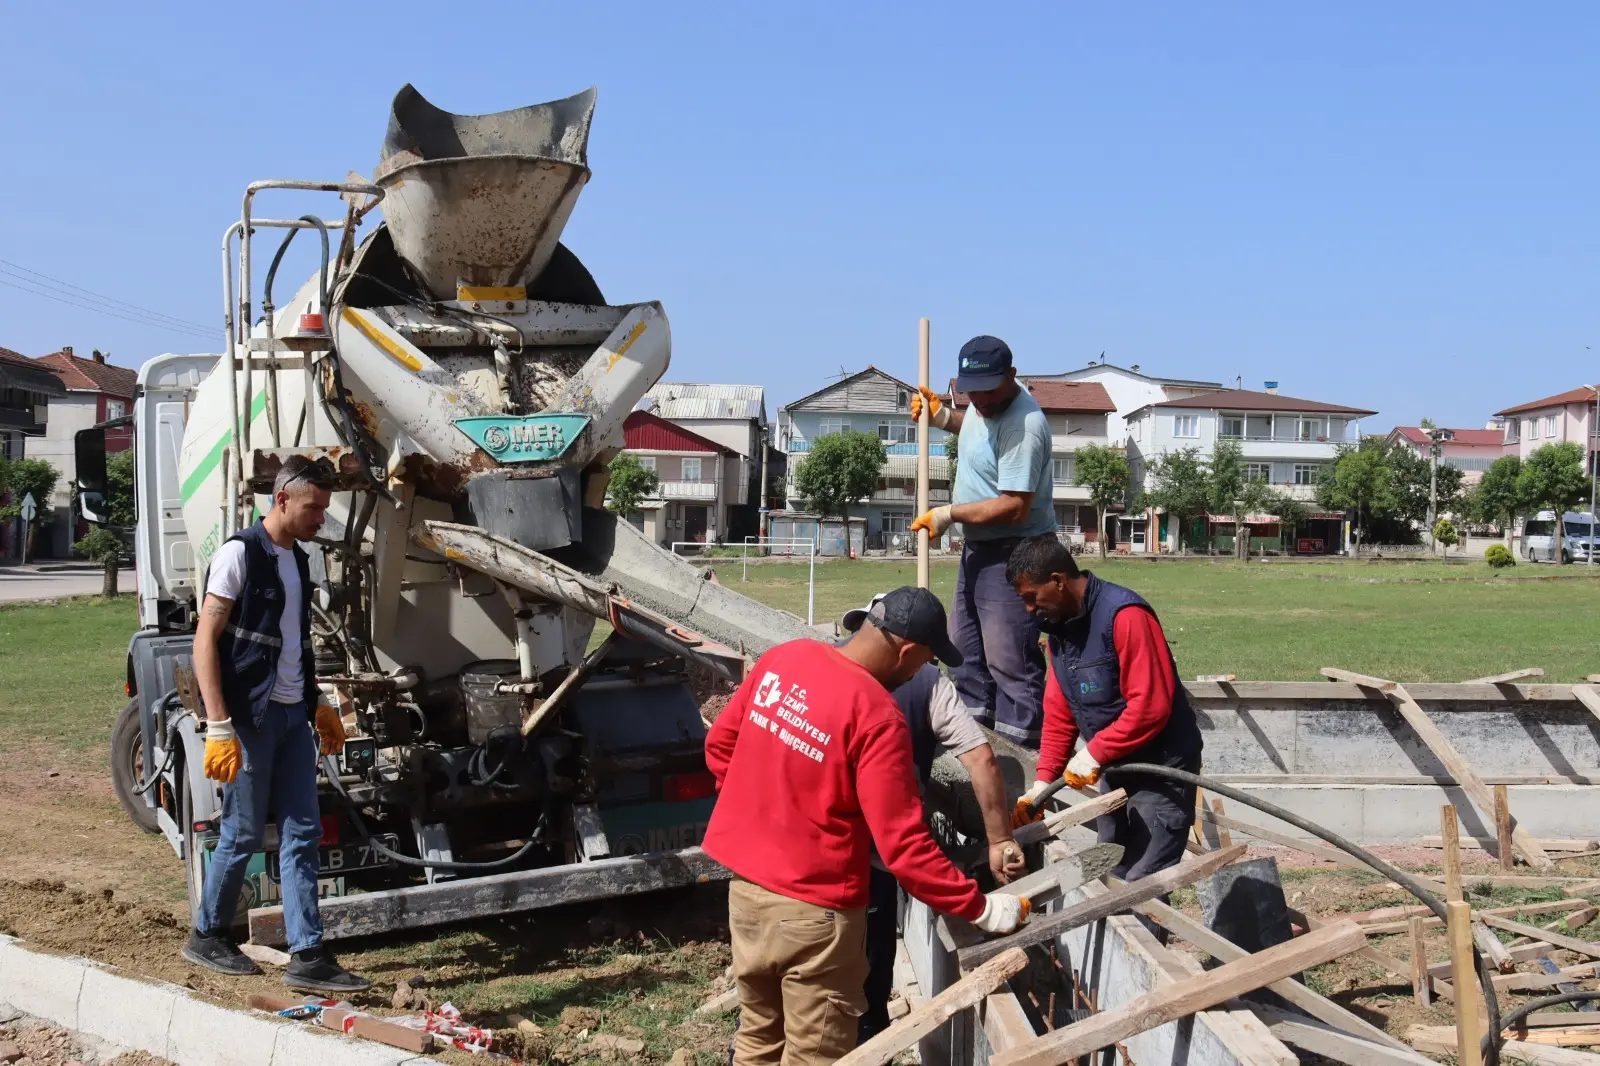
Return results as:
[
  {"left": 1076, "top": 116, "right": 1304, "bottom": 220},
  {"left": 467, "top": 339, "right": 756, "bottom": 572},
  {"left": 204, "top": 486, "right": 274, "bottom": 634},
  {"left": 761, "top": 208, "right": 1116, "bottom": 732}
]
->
[{"left": 268, "top": 835, "right": 397, "bottom": 880}]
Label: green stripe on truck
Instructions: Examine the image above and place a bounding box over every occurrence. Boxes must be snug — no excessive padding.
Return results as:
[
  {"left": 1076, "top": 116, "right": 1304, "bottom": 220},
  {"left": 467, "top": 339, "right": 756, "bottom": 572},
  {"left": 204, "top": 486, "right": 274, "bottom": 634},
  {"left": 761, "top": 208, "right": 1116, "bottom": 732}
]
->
[{"left": 179, "top": 393, "right": 268, "bottom": 505}]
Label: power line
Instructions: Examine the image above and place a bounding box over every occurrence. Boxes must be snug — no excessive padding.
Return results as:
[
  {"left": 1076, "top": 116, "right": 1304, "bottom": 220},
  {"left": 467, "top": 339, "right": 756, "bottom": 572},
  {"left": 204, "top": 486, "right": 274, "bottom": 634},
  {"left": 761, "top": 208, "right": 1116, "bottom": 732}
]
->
[
  {"left": 0, "top": 276, "right": 217, "bottom": 342},
  {"left": 0, "top": 256, "right": 215, "bottom": 334}
]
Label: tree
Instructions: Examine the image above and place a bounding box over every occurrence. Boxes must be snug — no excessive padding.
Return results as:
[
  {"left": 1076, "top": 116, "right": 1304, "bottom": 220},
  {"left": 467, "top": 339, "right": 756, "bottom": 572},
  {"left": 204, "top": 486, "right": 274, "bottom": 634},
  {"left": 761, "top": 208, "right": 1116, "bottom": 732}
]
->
[
  {"left": 1074, "top": 444, "right": 1130, "bottom": 559},
  {"left": 793, "top": 429, "right": 885, "bottom": 527},
  {"left": 75, "top": 527, "right": 126, "bottom": 597},
  {"left": 1518, "top": 442, "right": 1588, "bottom": 565},
  {"left": 944, "top": 430, "right": 959, "bottom": 489},
  {"left": 1387, "top": 441, "right": 1463, "bottom": 529},
  {"left": 1139, "top": 448, "right": 1208, "bottom": 553},
  {"left": 1433, "top": 518, "right": 1459, "bottom": 556},
  {"left": 605, "top": 452, "right": 660, "bottom": 516},
  {"left": 1469, "top": 454, "right": 1524, "bottom": 545},
  {"left": 1317, "top": 441, "right": 1396, "bottom": 551},
  {"left": 0, "top": 458, "right": 61, "bottom": 560},
  {"left": 105, "top": 449, "right": 136, "bottom": 527}
]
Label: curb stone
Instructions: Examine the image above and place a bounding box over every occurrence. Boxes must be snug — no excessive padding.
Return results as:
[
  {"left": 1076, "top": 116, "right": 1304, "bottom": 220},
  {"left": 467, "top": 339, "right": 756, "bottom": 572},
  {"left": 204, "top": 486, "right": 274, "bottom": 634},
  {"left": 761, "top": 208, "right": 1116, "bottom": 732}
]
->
[{"left": 0, "top": 936, "right": 429, "bottom": 1066}]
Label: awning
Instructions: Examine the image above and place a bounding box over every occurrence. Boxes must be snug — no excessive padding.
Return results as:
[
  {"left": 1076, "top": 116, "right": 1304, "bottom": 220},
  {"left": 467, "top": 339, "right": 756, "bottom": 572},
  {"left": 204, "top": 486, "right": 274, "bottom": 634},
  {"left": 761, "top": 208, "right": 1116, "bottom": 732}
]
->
[
  {"left": 1205, "top": 514, "right": 1283, "bottom": 525},
  {"left": 881, "top": 455, "right": 950, "bottom": 480},
  {"left": 0, "top": 360, "right": 66, "bottom": 396}
]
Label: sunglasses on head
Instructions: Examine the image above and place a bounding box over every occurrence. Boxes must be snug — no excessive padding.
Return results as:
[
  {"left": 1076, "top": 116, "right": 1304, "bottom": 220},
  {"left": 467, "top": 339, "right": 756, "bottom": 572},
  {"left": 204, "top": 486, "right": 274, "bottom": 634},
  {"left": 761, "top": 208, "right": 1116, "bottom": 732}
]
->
[{"left": 282, "top": 457, "right": 335, "bottom": 489}]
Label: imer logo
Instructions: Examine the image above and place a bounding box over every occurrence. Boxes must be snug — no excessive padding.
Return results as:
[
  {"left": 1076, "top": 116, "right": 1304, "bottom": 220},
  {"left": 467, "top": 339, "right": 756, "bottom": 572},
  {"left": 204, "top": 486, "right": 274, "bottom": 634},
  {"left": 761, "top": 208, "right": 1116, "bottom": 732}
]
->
[{"left": 454, "top": 414, "right": 590, "bottom": 463}]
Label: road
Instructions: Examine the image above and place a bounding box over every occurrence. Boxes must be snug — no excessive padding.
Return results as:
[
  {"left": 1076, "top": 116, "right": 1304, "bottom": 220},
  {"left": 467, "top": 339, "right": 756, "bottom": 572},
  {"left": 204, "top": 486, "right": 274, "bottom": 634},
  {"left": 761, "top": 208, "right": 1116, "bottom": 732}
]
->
[{"left": 0, "top": 567, "right": 134, "bottom": 603}]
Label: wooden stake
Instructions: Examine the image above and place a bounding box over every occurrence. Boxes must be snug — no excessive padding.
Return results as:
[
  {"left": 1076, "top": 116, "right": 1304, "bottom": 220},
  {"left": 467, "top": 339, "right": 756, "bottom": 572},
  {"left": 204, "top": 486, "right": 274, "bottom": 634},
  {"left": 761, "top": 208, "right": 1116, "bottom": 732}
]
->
[
  {"left": 915, "top": 317, "right": 931, "bottom": 589},
  {"left": 1210, "top": 797, "right": 1234, "bottom": 848},
  {"left": 1322, "top": 667, "right": 1554, "bottom": 868},
  {"left": 988, "top": 921, "right": 1369, "bottom": 1066},
  {"left": 833, "top": 947, "right": 1028, "bottom": 1066},
  {"left": 1497, "top": 784, "right": 1516, "bottom": 872},
  {"left": 1443, "top": 803, "right": 1464, "bottom": 903},
  {"left": 1411, "top": 917, "right": 1432, "bottom": 1007},
  {"left": 1479, "top": 913, "right": 1600, "bottom": 959},
  {"left": 1474, "top": 920, "right": 1517, "bottom": 973},
  {"left": 1448, "top": 899, "right": 1484, "bottom": 1066}
]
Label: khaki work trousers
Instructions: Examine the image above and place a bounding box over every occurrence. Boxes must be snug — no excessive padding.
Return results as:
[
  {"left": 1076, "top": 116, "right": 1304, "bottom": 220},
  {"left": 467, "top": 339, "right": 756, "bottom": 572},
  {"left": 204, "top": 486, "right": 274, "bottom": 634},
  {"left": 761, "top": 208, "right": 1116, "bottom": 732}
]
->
[{"left": 728, "top": 877, "right": 869, "bottom": 1066}]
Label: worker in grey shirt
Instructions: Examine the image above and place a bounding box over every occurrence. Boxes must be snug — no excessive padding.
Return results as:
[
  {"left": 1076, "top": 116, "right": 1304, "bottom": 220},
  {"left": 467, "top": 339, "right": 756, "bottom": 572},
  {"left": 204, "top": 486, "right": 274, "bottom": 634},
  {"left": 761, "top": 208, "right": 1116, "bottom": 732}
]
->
[{"left": 840, "top": 594, "right": 1024, "bottom": 1042}]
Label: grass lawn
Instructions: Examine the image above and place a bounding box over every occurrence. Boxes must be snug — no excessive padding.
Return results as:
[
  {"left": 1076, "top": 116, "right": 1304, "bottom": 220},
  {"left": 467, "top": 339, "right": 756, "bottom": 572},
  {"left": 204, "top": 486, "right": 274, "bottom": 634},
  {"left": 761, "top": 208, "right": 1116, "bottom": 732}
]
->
[
  {"left": 0, "top": 595, "right": 134, "bottom": 757},
  {"left": 715, "top": 555, "right": 1600, "bottom": 682}
]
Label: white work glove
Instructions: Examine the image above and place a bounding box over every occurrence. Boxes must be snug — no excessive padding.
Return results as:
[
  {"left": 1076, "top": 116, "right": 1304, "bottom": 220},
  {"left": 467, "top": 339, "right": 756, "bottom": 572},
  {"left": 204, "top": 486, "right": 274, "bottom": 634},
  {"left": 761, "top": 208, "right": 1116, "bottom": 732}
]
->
[
  {"left": 1064, "top": 746, "right": 1102, "bottom": 789},
  {"left": 974, "top": 892, "right": 1028, "bottom": 935},
  {"left": 1012, "top": 778, "right": 1052, "bottom": 828}
]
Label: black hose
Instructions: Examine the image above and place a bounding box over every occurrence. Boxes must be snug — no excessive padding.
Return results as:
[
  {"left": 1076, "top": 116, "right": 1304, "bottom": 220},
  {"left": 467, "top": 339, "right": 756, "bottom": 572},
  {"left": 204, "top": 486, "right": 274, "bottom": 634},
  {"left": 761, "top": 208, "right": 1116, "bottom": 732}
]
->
[
  {"left": 130, "top": 691, "right": 183, "bottom": 796},
  {"left": 467, "top": 727, "right": 523, "bottom": 791},
  {"left": 1490, "top": 991, "right": 1600, "bottom": 1056},
  {"left": 318, "top": 755, "right": 547, "bottom": 872},
  {"left": 1112, "top": 762, "right": 1506, "bottom": 1066},
  {"left": 263, "top": 216, "right": 330, "bottom": 318}
]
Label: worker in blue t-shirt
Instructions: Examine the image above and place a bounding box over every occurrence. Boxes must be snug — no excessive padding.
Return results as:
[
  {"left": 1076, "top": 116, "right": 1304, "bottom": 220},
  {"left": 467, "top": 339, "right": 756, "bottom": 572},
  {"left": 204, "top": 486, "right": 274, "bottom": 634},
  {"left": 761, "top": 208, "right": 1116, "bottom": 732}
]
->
[{"left": 912, "top": 335, "right": 1055, "bottom": 747}]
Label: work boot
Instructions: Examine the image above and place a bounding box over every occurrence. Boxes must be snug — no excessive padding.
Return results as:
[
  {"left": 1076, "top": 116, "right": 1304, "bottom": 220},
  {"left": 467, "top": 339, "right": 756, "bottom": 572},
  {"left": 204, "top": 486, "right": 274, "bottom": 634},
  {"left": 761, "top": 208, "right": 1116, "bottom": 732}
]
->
[
  {"left": 181, "top": 930, "right": 261, "bottom": 976},
  {"left": 284, "top": 945, "right": 372, "bottom": 994}
]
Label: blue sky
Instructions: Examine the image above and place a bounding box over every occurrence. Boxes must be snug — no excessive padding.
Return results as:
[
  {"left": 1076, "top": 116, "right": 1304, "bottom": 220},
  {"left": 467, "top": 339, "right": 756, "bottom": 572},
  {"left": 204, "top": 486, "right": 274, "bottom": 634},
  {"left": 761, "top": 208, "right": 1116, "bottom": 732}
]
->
[{"left": 2, "top": 3, "right": 1596, "bottom": 432}]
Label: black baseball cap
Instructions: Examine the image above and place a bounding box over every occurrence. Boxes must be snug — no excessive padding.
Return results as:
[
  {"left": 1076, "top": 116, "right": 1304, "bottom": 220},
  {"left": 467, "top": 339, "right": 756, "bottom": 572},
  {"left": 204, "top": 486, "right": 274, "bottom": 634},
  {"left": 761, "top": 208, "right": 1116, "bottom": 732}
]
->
[
  {"left": 955, "top": 335, "right": 1014, "bottom": 392},
  {"left": 846, "top": 587, "right": 964, "bottom": 668}
]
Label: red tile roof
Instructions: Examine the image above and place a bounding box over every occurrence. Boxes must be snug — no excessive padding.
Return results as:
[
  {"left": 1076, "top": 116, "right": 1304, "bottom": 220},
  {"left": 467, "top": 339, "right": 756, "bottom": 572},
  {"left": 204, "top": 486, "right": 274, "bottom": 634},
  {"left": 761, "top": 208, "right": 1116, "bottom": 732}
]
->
[
  {"left": 0, "top": 345, "right": 68, "bottom": 395},
  {"left": 623, "top": 410, "right": 736, "bottom": 455},
  {"left": 1152, "top": 388, "right": 1376, "bottom": 416},
  {"left": 32, "top": 349, "right": 136, "bottom": 397},
  {"left": 949, "top": 377, "right": 1116, "bottom": 413},
  {"left": 1390, "top": 426, "right": 1504, "bottom": 448},
  {"left": 1494, "top": 387, "right": 1597, "bottom": 418}
]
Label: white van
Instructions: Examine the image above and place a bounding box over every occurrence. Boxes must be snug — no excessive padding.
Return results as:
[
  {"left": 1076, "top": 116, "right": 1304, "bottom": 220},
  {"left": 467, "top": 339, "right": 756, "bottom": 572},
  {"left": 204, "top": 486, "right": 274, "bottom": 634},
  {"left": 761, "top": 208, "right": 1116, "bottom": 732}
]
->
[{"left": 1522, "top": 511, "right": 1597, "bottom": 563}]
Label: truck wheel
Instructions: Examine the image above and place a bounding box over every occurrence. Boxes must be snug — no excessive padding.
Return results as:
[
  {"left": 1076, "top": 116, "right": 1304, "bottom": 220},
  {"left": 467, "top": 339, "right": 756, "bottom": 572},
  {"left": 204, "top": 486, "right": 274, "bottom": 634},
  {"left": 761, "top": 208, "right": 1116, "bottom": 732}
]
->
[{"left": 110, "top": 698, "right": 160, "bottom": 834}]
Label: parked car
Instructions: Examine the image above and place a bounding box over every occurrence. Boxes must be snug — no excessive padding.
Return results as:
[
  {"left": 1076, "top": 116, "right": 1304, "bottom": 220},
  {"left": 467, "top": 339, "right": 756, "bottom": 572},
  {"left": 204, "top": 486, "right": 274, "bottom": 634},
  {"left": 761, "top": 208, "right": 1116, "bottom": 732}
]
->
[{"left": 1522, "top": 511, "right": 1597, "bottom": 563}]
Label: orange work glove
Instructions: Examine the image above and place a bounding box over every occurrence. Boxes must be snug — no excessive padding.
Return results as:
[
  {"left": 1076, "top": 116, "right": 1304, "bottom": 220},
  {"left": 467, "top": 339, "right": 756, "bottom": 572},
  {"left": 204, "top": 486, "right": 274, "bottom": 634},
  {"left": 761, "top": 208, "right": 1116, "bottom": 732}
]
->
[
  {"left": 1011, "top": 780, "right": 1051, "bottom": 828},
  {"left": 909, "top": 506, "right": 954, "bottom": 540},
  {"left": 203, "top": 718, "right": 242, "bottom": 784},
  {"left": 909, "top": 386, "right": 952, "bottom": 430},
  {"left": 314, "top": 703, "right": 347, "bottom": 756}
]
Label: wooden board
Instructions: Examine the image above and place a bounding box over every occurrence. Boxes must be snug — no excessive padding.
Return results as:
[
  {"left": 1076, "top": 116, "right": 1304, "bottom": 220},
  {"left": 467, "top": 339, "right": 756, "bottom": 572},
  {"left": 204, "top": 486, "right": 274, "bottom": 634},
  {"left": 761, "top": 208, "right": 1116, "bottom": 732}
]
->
[
  {"left": 1256, "top": 1009, "right": 1440, "bottom": 1066},
  {"left": 1322, "top": 667, "right": 1555, "bottom": 869},
  {"left": 937, "top": 843, "right": 1125, "bottom": 953},
  {"left": 988, "top": 920, "right": 1368, "bottom": 1066},
  {"left": 1134, "top": 896, "right": 1409, "bottom": 1051},
  {"left": 1412, "top": 917, "right": 1432, "bottom": 1006},
  {"left": 1480, "top": 912, "right": 1600, "bottom": 959},
  {"left": 833, "top": 948, "right": 1027, "bottom": 1066},
  {"left": 1474, "top": 920, "right": 1517, "bottom": 972},
  {"left": 1420, "top": 837, "right": 1599, "bottom": 854},
  {"left": 1411, "top": 1027, "right": 1600, "bottom": 1066},
  {"left": 957, "top": 844, "right": 1247, "bottom": 970},
  {"left": 1470, "top": 668, "right": 1547, "bottom": 685},
  {"left": 1011, "top": 788, "right": 1127, "bottom": 847}
]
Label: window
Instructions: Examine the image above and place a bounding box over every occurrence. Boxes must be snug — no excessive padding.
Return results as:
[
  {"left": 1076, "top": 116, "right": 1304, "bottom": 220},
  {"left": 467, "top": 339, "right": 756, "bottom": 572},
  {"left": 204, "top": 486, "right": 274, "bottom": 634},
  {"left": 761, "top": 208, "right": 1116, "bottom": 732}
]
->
[
  {"left": 0, "top": 431, "right": 18, "bottom": 461},
  {"left": 1173, "top": 415, "right": 1199, "bottom": 438},
  {"left": 681, "top": 457, "right": 702, "bottom": 481},
  {"left": 1219, "top": 415, "right": 1244, "bottom": 439},
  {"left": 637, "top": 455, "right": 656, "bottom": 471},
  {"left": 896, "top": 390, "right": 909, "bottom": 410},
  {"left": 1293, "top": 464, "right": 1320, "bottom": 486},
  {"left": 1545, "top": 415, "right": 1558, "bottom": 438},
  {"left": 878, "top": 420, "right": 916, "bottom": 444},
  {"left": 1444, "top": 456, "right": 1492, "bottom": 472},
  {"left": 1299, "top": 417, "right": 1326, "bottom": 441},
  {"left": 1243, "top": 462, "right": 1271, "bottom": 482},
  {"left": 818, "top": 417, "right": 849, "bottom": 436},
  {"left": 882, "top": 511, "right": 912, "bottom": 534},
  {"left": 1523, "top": 419, "right": 1536, "bottom": 440},
  {"left": 105, "top": 399, "right": 127, "bottom": 420},
  {"left": 1052, "top": 455, "right": 1074, "bottom": 485}
]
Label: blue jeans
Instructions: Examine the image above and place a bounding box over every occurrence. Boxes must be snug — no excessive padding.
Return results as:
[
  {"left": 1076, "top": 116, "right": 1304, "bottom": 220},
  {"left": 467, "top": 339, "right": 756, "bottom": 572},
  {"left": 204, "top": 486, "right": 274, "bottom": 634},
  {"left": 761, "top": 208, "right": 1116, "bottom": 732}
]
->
[
  {"left": 199, "top": 700, "right": 325, "bottom": 952},
  {"left": 950, "top": 539, "right": 1046, "bottom": 747}
]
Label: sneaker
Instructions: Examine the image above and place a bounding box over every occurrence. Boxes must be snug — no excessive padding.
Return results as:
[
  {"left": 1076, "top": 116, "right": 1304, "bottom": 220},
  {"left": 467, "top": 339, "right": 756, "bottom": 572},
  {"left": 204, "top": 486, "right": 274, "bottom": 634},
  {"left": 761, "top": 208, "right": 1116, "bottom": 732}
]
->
[
  {"left": 284, "top": 945, "right": 372, "bottom": 994},
  {"left": 181, "top": 931, "right": 261, "bottom": 977}
]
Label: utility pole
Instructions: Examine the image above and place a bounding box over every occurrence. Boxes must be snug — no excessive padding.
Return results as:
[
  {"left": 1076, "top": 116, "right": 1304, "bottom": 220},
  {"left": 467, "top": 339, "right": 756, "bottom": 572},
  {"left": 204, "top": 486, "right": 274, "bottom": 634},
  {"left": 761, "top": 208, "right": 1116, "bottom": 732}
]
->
[
  {"left": 1426, "top": 427, "right": 1453, "bottom": 555},
  {"left": 1590, "top": 385, "right": 1598, "bottom": 566}
]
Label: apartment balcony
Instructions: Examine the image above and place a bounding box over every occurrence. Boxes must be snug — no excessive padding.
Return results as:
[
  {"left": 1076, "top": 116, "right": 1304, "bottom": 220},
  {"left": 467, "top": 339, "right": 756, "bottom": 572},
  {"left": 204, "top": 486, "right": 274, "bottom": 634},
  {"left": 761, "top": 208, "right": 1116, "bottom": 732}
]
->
[
  {"left": 1050, "top": 435, "right": 1110, "bottom": 452},
  {"left": 1051, "top": 484, "right": 1092, "bottom": 502},
  {"left": 787, "top": 439, "right": 947, "bottom": 456},
  {"left": 870, "top": 485, "right": 951, "bottom": 504},
  {"left": 659, "top": 481, "right": 718, "bottom": 501}
]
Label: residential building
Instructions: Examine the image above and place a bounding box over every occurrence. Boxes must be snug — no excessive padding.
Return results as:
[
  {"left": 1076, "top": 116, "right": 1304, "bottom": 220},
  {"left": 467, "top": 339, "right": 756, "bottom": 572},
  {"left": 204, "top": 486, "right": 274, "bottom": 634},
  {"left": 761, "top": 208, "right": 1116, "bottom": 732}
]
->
[
  {"left": 637, "top": 382, "right": 782, "bottom": 539},
  {"left": 950, "top": 377, "right": 1117, "bottom": 543},
  {"left": 619, "top": 410, "right": 742, "bottom": 548},
  {"left": 1124, "top": 386, "right": 1376, "bottom": 554},
  {"left": 1031, "top": 361, "right": 1225, "bottom": 445},
  {"left": 1494, "top": 387, "right": 1600, "bottom": 473},
  {"left": 776, "top": 367, "right": 951, "bottom": 547},
  {"left": 1385, "top": 426, "right": 1504, "bottom": 485},
  {"left": 24, "top": 347, "right": 136, "bottom": 557},
  {"left": 0, "top": 346, "right": 68, "bottom": 560}
]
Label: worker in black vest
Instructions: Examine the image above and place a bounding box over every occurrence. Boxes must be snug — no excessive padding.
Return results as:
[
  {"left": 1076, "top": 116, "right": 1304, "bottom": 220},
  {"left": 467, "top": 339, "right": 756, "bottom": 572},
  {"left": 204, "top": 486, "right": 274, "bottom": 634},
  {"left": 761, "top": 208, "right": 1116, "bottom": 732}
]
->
[
  {"left": 1005, "top": 535, "right": 1203, "bottom": 883},
  {"left": 839, "top": 594, "right": 1024, "bottom": 1042},
  {"left": 184, "top": 456, "right": 369, "bottom": 993}
]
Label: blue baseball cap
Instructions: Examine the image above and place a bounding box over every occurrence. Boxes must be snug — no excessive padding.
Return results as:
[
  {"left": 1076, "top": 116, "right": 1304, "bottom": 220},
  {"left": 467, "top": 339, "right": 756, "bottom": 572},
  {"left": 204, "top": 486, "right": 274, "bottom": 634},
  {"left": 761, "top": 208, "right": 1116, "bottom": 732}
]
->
[{"left": 955, "top": 335, "right": 1014, "bottom": 392}]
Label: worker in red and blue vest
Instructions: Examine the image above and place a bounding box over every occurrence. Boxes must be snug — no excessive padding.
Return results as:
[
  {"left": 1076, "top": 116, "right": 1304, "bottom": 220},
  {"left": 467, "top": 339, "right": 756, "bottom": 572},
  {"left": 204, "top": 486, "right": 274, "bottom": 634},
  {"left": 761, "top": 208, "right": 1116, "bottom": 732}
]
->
[{"left": 1005, "top": 534, "right": 1204, "bottom": 882}]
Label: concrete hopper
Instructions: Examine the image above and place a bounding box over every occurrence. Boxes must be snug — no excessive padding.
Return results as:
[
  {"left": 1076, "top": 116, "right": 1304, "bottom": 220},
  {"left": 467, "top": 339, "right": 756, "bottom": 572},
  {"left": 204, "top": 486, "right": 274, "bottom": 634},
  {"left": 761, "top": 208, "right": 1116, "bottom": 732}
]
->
[{"left": 374, "top": 84, "right": 596, "bottom": 300}]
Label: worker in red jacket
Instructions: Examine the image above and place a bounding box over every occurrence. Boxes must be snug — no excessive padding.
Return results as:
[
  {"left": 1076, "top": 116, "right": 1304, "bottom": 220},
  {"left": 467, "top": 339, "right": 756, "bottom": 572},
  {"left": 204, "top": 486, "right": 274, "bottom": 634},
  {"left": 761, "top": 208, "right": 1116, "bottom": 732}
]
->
[
  {"left": 1005, "top": 534, "right": 1204, "bottom": 882},
  {"left": 703, "top": 587, "right": 1027, "bottom": 1066}
]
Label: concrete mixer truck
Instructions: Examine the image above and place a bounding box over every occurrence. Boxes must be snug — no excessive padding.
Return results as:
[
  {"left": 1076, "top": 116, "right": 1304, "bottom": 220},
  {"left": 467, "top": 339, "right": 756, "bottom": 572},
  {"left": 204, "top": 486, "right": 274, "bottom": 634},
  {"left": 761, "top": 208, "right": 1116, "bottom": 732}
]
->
[{"left": 73, "top": 86, "right": 817, "bottom": 946}]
